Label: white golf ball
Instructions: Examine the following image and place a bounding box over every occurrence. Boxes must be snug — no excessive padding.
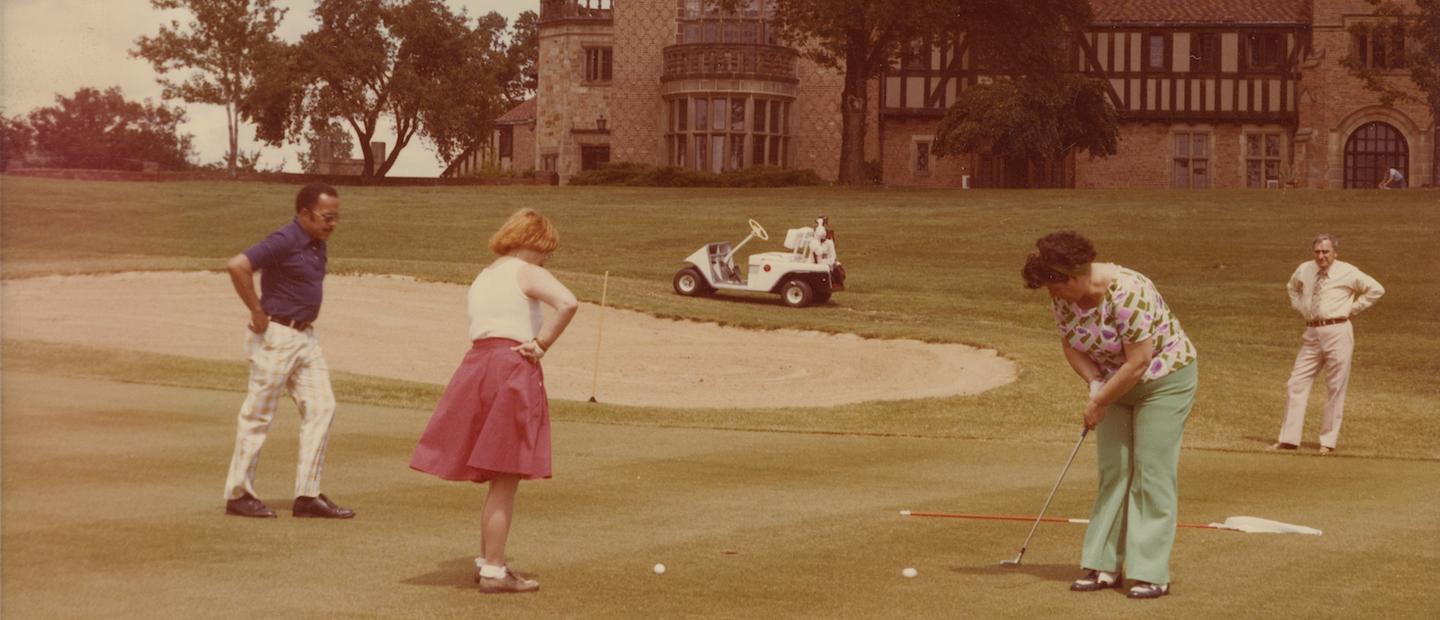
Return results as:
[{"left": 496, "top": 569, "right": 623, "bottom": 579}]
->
[
  {"left": 653, "top": 563, "right": 667, "bottom": 574},
  {"left": 901, "top": 567, "right": 918, "bottom": 578}
]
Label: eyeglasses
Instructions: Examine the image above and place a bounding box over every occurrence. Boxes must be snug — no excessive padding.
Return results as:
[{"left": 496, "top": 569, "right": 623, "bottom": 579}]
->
[{"left": 307, "top": 210, "right": 340, "bottom": 224}]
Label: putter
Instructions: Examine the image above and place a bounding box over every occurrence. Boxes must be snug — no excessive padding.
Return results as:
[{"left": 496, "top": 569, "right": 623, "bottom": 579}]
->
[{"left": 1001, "top": 426, "right": 1090, "bottom": 567}]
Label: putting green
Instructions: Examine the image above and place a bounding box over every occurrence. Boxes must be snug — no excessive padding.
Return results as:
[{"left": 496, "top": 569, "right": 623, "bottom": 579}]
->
[{"left": 3, "top": 373, "right": 1436, "bottom": 617}]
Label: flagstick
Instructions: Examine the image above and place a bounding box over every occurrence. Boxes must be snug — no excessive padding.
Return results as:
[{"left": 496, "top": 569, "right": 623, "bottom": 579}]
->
[{"left": 588, "top": 271, "right": 609, "bottom": 403}]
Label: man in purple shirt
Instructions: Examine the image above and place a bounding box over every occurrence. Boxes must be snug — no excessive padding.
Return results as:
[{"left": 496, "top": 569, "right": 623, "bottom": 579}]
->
[{"left": 222, "top": 183, "right": 354, "bottom": 519}]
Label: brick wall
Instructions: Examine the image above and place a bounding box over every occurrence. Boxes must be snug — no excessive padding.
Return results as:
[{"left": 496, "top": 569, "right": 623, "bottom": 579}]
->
[
  {"left": 531, "top": 1, "right": 1436, "bottom": 189},
  {"left": 609, "top": 0, "right": 670, "bottom": 168},
  {"left": 1300, "top": 0, "right": 1433, "bottom": 188},
  {"left": 1075, "top": 122, "right": 1301, "bottom": 189},
  {"left": 790, "top": 58, "right": 845, "bottom": 179},
  {"left": 880, "top": 118, "right": 973, "bottom": 188}
]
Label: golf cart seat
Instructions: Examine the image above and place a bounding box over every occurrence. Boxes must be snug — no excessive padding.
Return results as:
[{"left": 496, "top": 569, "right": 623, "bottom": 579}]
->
[{"left": 707, "top": 242, "right": 742, "bottom": 283}]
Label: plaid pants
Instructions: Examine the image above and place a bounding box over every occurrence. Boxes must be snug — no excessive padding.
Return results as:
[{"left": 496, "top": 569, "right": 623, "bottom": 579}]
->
[{"left": 223, "top": 324, "right": 337, "bottom": 501}]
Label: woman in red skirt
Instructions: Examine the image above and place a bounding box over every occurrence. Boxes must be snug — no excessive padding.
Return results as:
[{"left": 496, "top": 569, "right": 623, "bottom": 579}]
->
[{"left": 410, "top": 208, "right": 578, "bottom": 594}]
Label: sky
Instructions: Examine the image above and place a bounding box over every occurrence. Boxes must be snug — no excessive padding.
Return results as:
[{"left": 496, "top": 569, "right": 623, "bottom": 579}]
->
[{"left": 1, "top": 0, "right": 536, "bottom": 177}]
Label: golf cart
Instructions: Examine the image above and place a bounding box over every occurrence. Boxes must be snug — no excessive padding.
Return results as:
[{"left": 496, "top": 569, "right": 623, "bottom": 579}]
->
[{"left": 672, "top": 219, "right": 842, "bottom": 308}]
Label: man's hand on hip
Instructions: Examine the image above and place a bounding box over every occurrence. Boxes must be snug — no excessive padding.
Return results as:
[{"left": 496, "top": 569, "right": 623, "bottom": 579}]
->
[{"left": 249, "top": 311, "right": 270, "bottom": 334}]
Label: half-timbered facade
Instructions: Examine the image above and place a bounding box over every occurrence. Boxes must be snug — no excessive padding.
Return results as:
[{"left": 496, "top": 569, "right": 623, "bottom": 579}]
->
[{"left": 520, "top": 0, "right": 1434, "bottom": 188}]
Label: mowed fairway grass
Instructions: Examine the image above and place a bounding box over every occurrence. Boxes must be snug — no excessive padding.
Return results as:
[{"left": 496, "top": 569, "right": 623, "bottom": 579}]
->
[{"left": 2, "top": 176, "right": 1438, "bottom": 617}]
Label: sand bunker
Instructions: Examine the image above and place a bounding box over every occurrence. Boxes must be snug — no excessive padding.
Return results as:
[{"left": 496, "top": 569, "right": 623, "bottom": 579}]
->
[{"left": 1, "top": 272, "right": 1016, "bottom": 408}]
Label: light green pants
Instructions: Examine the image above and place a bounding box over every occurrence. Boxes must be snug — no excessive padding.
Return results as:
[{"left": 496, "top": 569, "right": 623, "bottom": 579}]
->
[{"left": 1081, "top": 362, "right": 1198, "bottom": 585}]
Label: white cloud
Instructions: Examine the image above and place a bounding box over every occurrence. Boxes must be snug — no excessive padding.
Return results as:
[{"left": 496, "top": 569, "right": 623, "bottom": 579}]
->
[{"left": 2, "top": 0, "right": 538, "bottom": 177}]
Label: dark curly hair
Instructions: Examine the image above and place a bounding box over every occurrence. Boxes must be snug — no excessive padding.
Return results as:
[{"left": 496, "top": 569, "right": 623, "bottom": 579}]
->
[{"left": 1022, "top": 231, "right": 1097, "bottom": 289}]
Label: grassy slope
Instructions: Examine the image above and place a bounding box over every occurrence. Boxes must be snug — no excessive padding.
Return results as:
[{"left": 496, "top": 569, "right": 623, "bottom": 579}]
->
[
  {"left": 3, "top": 177, "right": 1437, "bottom": 458},
  {"left": 3, "top": 374, "right": 1436, "bottom": 618}
]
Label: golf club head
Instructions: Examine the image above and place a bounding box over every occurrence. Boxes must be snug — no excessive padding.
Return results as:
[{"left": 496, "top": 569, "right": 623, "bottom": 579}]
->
[{"left": 1000, "top": 555, "right": 1023, "bottom": 567}]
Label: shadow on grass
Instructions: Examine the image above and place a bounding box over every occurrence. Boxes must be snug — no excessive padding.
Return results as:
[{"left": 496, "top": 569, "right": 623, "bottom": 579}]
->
[
  {"left": 949, "top": 562, "right": 1076, "bottom": 585},
  {"left": 401, "top": 557, "right": 479, "bottom": 590},
  {"left": 401, "top": 557, "right": 549, "bottom": 590},
  {"left": 689, "top": 291, "right": 839, "bottom": 310}
]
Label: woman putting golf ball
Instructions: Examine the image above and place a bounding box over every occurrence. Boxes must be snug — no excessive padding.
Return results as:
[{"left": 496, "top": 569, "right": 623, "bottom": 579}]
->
[
  {"left": 1022, "top": 231, "right": 1198, "bottom": 600},
  {"left": 409, "top": 208, "right": 580, "bottom": 594}
]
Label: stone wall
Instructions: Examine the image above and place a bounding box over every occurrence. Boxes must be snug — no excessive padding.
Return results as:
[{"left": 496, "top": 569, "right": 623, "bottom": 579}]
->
[
  {"left": 513, "top": 122, "right": 537, "bottom": 172},
  {"left": 537, "top": 18, "right": 615, "bottom": 183}
]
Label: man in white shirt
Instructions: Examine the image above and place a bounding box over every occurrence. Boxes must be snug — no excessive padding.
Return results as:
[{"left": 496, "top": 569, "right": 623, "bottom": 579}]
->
[
  {"left": 1271, "top": 234, "right": 1385, "bottom": 454},
  {"left": 1377, "top": 167, "right": 1405, "bottom": 189}
]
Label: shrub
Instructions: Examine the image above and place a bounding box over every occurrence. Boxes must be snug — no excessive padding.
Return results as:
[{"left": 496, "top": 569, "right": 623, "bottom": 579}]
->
[
  {"left": 569, "top": 162, "right": 825, "bottom": 187},
  {"left": 568, "top": 161, "right": 647, "bottom": 185}
]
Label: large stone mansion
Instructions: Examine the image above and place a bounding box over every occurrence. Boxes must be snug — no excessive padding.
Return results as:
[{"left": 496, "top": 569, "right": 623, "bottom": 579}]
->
[{"left": 443, "top": 0, "right": 1435, "bottom": 189}]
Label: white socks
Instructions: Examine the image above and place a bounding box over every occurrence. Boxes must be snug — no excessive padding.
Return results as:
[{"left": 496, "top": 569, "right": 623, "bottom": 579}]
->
[{"left": 476, "top": 559, "right": 507, "bottom": 579}]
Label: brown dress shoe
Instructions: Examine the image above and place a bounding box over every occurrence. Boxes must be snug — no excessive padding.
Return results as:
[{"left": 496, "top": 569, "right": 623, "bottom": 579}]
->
[
  {"left": 225, "top": 493, "right": 277, "bottom": 518},
  {"left": 477, "top": 568, "right": 540, "bottom": 594},
  {"left": 292, "top": 494, "right": 355, "bottom": 519},
  {"left": 1268, "top": 442, "right": 1298, "bottom": 451},
  {"left": 1318, "top": 446, "right": 1335, "bottom": 455}
]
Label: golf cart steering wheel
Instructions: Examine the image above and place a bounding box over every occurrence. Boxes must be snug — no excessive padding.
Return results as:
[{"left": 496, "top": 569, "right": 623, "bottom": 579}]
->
[{"left": 748, "top": 218, "right": 769, "bottom": 241}]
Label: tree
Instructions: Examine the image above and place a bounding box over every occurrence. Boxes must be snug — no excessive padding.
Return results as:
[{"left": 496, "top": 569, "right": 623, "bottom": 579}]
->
[
  {"left": 759, "top": 0, "right": 950, "bottom": 185},
  {"left": 1, "top": 113, "right": 34, "bottom": 170},
  {"left": 298, "top": 0, "right": 508, "bottom": 177},
  {"left": 132, "top": 0, "right": 287, "bottom": 177},
  {"left": 298, "top": 122, "right": 355, "bottom": 173},
  {"left": 241, "top": 40, "right": 308, "bottom": 147},
  {"left": 1343, "top": 0, "right": 1440, "bottom": 183},
  {"left": 760, "top": 0, "right": 1095, "bottom": 184},
  {"left": 502, "top": 10, "right": 540, "bottom": 104},
  {"left": 931, "top": 75, "right": 1118, "bottom": 183},
  {"left": 24, "top": 87, "right": 196, "bottom": 170}
]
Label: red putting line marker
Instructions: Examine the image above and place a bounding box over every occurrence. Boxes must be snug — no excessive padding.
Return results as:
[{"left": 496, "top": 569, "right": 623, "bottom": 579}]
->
[{"left": 899, "top": 510, "right": 1217, "bottom": 530}]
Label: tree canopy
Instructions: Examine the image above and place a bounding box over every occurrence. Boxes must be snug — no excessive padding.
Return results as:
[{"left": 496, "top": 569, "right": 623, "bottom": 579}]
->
[
  {"left": 297, "top": 0, "right": 509, "bottom": 177},
  {"left": 132, "top": 0, "right": 287, "bottom": 176},
  {"left": 22, "top": 87, "right": 196, "bottom": 170},
  {"left": 931, "top": 75, "right": 1117, "bottom": 165},
  {"left": 503, "top": 10, "right": 540, "bottom": 105},
  {"left": 758, "top": 0, "right": 1097, "bottom": 184},
  {"left": 1, "top": 114, "right": 34, "bottom": 170}
]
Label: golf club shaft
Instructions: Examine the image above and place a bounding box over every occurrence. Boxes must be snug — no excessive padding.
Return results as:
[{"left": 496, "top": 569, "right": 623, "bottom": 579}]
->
[
  {"left": 903, "top": 510, "right": 1218, "bottom": 530},
  {"left": 1012, "top": 427, "right": 1089, "bottom": 560}
]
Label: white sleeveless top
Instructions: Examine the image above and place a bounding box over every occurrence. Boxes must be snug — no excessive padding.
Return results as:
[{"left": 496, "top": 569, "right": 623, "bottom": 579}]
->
[{"left": 467, "top": 257, "right": 543, "bottom": 342}]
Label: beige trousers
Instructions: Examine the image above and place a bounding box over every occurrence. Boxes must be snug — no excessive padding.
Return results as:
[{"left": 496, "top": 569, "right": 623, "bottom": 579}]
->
[
  {"left": 223, "top": 324, "right": 336, "bottom": 501},
  {"left": 1279, "top": 322, "right": 1353, "bottom": 449}
]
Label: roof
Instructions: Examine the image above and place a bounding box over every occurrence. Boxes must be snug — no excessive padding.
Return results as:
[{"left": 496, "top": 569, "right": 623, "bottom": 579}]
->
[
  {"left": 1089, "top": 0, "right": 1311, "bottom": 25},
  {"left": 495, "top": 98, "right": 536, "bottom": 125}
]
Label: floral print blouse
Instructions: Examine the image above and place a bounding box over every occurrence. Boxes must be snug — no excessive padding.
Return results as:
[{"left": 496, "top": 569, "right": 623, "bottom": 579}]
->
[{"left": 1052, "top": 266, "right": 1197, "bottom": 382}]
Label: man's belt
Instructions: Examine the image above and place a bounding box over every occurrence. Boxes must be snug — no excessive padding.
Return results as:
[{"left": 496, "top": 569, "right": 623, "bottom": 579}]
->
[
  {"left": 270, "top": 316, "right": 313, "bottom": 331},
  {"left": 1306, "top": 317, "right": 1347, "bottom": 327}
]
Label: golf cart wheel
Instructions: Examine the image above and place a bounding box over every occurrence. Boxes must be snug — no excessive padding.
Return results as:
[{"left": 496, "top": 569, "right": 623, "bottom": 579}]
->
[
  {"left": 781, "top": 279, "right": 814, "bottom": 308},
  {"left": 673, "top": 267, "right": 711, "bottom": 296}
]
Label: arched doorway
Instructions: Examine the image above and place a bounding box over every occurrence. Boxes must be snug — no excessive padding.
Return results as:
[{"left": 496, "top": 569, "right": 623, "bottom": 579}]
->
[{"left": 1343, "top": 122, "right": 1408, "bottom": 188}]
